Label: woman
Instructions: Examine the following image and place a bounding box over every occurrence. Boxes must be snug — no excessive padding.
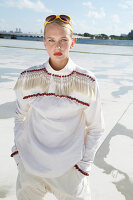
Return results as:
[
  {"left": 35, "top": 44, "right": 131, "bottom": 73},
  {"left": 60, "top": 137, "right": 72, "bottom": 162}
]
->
[{"left": 11, "top": 14, "right": 104, "bottom": 200}]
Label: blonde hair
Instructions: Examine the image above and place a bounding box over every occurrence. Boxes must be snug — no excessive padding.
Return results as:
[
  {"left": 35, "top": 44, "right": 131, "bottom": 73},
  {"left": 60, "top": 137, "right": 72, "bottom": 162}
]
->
[{"left": 44, "top": 18, "right": 73, "bottom": 39}]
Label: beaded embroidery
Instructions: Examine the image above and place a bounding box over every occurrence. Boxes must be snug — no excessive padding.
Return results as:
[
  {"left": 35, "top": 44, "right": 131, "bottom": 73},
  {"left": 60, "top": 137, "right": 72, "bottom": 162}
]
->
[
  {"left": 10, "top": 151, "right": 18, "bottom": 157},
  {"left": 14, "top": 66, "right": 96, "bottom": 97},
  {"left": 23, "top": 93, "right": 90, "bottom": 107},
  {"left": 74, "top": 164, "right": 89, "bottom": 176}
]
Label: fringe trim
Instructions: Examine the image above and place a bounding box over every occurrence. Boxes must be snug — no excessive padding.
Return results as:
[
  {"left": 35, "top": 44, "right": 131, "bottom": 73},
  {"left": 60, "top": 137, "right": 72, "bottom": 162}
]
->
[
  {"left": 14, "top": 67, "right": 96, "bottom": 97},
  {"left": 23, "top": 93, "right": 90, "bottom": 107}
]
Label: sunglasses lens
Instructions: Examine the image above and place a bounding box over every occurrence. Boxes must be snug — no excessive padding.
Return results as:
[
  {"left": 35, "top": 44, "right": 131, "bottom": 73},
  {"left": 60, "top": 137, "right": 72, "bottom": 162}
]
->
[
  {"left": 46, "top": 15, "right": 56, "bottom": 22},
  {"left": 60, "top": 15, "right": 71, "bottom": 22}
]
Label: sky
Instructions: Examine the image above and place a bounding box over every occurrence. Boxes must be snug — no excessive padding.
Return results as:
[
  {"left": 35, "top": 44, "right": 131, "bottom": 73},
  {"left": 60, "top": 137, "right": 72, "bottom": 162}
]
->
[{"left": 0, "top": 0, "right": 133, "bottom": 35}]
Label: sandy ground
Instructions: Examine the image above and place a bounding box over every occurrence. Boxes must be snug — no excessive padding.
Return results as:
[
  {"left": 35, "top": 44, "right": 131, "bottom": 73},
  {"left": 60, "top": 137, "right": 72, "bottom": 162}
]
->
[{"left": 0, "top": 41, "right": 133, "bottom": 200}]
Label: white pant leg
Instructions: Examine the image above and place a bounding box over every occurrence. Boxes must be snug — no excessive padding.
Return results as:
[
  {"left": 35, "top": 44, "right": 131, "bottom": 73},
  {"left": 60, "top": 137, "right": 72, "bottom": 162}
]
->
[
  {"left": 16, "top": 161, "right": 50, "bottom": 200},
  {"left": 44, "top": 166, "right": 91, "bottom": 200},
  {"left": 16, "top": 161, "right": 91, "bottom": 200}
]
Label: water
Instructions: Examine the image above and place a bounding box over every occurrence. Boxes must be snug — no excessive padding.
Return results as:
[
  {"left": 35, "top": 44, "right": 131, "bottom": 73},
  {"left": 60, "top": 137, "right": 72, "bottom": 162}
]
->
[
  {"left": 75, "top": 38, "right": 133, "bottom": 46},
  {"left": 1, "top": 36, "right": 133, "bottom": 46},
  {"left": 17, "top": 37, "right": 133, "bottom": 46}
]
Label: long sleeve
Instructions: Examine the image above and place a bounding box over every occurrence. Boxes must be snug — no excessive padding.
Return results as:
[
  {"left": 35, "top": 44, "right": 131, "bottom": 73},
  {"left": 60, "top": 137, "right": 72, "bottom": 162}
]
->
[
  {"left": 10, "top": 61, "right": 105, "bottom": 178},
  {"left": 77, "top": 79, "right": 105, "bottom": 173},
  {"left": 11, "top": 77, "right": 30, "bottom": 165}
]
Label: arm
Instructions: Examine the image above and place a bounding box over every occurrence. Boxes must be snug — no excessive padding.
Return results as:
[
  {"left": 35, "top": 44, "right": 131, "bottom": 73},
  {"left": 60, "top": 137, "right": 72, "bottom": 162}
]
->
[
  {"left": 77, "top": 79, "right": 105, "bottom": 174},
  {"left": 11, "top": 77, "right": 30, "bottom": 165}
]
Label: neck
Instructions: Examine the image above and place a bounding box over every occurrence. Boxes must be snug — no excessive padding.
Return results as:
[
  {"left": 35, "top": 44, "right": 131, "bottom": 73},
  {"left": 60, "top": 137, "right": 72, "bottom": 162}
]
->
[{"left": 49, "top": 58, "right": 69, "bottom": 71}]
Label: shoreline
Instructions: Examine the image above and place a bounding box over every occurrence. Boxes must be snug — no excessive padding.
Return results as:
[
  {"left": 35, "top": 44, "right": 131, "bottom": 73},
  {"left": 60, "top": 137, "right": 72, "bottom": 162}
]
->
[{"left": 1, "top": 37, "right": 133, "bottom": 47}]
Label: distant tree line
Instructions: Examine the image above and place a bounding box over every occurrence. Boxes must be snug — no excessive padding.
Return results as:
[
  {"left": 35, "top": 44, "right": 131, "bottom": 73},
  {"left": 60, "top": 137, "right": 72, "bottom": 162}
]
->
[{"left": 74, "top": 30, "right": 133, "bottom": 40}]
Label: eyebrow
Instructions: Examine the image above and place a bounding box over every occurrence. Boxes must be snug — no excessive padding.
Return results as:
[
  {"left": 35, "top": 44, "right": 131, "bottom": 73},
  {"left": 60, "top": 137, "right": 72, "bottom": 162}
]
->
[
  {"left": 46, "top": 37, "right": 54, "bottom": 39},
  {"left": 46, "top": 36, "right": 68, "bottom": 39}
]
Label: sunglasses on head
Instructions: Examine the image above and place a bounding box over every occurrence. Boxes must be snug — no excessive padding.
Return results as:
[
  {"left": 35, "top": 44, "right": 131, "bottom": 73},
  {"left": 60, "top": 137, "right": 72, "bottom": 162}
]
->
[{"left": 44, "top": 15, "right": 72, "bottom": 28}]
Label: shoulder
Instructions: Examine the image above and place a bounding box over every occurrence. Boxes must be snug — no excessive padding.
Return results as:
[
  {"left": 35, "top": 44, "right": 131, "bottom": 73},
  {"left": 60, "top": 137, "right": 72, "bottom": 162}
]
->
[
  {"left": 75, "top": 65, "right": 96, "bottom": 82},
  {"left": 14, "top": 62, "right": 47, "bottom": 90},
  {"left": 20, "top": 63, "right": 46, "bottom": 76}
]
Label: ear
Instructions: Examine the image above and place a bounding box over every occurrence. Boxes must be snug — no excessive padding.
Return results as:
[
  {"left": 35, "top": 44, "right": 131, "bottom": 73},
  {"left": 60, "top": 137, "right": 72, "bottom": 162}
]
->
[{"left": 70, "top": 38, "right": 75, "bottom": 49}]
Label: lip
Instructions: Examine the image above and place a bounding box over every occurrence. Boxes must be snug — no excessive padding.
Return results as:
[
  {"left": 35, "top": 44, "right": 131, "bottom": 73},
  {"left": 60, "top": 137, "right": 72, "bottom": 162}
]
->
[{"left": 54, "top": 52, "right": 62, "bottom": 56}]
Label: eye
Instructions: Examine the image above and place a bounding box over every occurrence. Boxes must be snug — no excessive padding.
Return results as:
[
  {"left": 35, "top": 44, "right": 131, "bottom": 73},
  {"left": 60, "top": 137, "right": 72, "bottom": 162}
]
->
[
  {"left": 48, "top": 39, "right": 55, "bottom": 42},
  {"left": 61, "top": 39, "right": 67, "bottom": 42}
]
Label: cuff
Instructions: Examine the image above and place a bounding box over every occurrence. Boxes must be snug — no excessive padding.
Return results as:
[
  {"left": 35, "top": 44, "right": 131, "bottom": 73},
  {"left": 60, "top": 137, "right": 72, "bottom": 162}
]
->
[
  {"left": 77, "top": 160, "right": 92, "bottom": 173},
  {"left": 10, "top": 151, "right": 20, "bottom": 165}
]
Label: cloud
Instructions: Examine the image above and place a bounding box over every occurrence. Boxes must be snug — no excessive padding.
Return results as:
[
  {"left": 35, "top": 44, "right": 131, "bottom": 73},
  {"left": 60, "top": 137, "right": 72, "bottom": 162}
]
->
[
  {"left": 127, "top": 22, "right": 133, "bottom": 30},
  {"left": 112, "top": 14, "right": 120, "bottom": 24},
  {"left": 73, "top": 20, "right": 90, "bottom": 33},
  {"left": 0, "top": 18, "right": 9, "bottom": 31},
  {"left": 83, "top": 1, "right": 93, "bottom": 9},
  {"left": 119, "top": 0, "right": 133, "bottom": 8},
  {"left": 0, "top": 18, "right": 6, "bottom": 28},
  {"left": 83, "top": 2, "right": 106, "bottom": 19},
  {"left": 36, "top": 19, "right": 43, "bottom": 23},
  {"left": 87, "top": 8, "right": 106, "bottom": 19},
  {"left": 2, "top": 0, "right": 52, "bottom": 13},
  {"left": 0, "top": 19, "right": 5, "bottom": 24},
  {"left": 119, "top": 3, "right": 129, "bottom": 8},
  {"left": 125, "top": 0, "right": 133, "bottom": 7}
]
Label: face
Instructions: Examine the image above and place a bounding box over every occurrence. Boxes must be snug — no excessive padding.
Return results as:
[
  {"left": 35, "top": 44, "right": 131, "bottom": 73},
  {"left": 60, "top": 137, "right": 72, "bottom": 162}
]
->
[{"left": 44, "top": 23, "right": 75, "bottom": 68}]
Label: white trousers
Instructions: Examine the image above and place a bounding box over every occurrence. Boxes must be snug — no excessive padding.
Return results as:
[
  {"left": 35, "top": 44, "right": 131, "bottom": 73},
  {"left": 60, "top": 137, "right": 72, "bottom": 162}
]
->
[{"left": 16, "top": 161, "right": 91, "bottom": 200}]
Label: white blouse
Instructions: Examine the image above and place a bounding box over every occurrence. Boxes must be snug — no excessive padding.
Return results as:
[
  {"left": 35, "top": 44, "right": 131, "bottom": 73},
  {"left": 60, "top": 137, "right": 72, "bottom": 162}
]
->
[{"left": 11, "top": 58, "right": 105, "bottom": 178}]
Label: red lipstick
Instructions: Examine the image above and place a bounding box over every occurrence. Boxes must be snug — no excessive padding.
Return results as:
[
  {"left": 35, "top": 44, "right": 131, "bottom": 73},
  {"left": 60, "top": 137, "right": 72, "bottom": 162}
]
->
[{"left": 54, "top": 52, "right": 62, "bottom": 56}]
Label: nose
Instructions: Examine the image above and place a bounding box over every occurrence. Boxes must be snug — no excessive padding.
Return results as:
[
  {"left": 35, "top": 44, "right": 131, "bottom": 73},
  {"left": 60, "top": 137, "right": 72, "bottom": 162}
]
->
[{"left": 56, "top": 41, "right": 61, "bottom": 49}]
